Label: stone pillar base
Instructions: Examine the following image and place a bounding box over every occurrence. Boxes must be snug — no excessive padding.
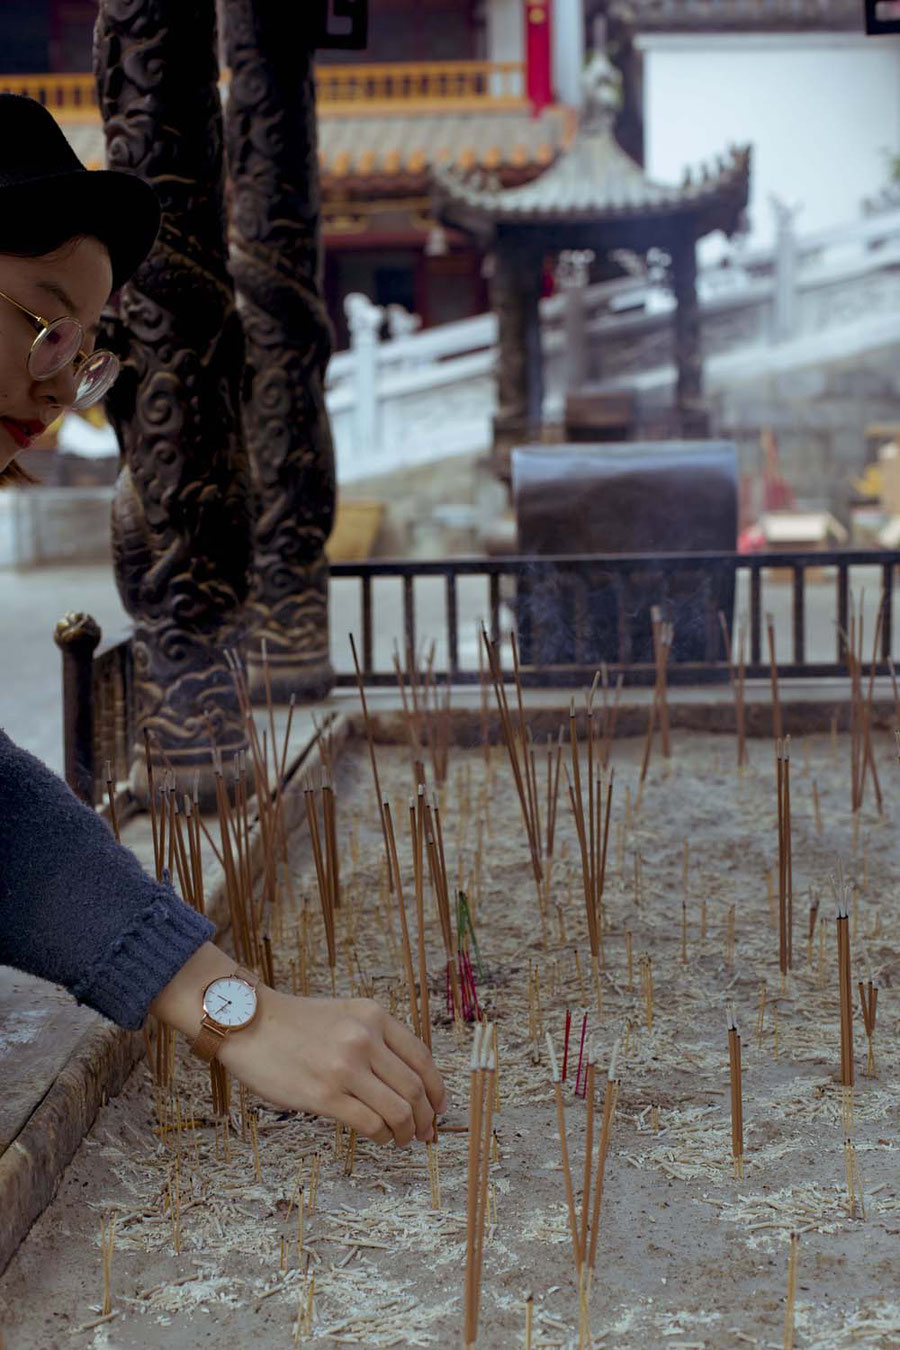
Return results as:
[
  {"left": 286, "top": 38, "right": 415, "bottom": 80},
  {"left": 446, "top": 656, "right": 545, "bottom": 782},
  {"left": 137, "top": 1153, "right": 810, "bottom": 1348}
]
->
[
  {"left": 130, "top": 735, "right": 245, "bottom": 813},
  {"left": 246, "top": 649, "right": 335, "bottom": 705}
]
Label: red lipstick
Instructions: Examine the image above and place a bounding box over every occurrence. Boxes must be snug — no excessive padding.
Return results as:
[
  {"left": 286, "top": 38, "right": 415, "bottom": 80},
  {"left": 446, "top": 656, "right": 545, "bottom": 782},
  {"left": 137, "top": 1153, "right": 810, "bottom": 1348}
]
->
[{"left": 0, "top": 417, "right": 45, "bottom": 448}]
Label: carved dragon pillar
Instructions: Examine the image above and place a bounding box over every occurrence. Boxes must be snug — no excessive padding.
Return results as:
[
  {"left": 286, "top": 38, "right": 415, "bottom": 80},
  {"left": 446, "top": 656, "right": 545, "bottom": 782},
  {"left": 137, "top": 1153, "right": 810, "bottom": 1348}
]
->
[
  {"left": 94, "top": 0, "right": 252, "bottom": 800},
  {"left": 223, "top": 0, "right": 336, "bottom": 701}
]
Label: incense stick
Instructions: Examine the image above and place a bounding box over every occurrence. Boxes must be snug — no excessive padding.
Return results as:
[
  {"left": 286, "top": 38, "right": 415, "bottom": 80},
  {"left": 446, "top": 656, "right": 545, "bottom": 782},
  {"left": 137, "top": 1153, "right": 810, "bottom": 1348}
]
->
[
  {"left": 578, "top": 1044, "right": 597, "bottom": 1264},
  {"left": 857, "top": 979, "right": 878, "bottom": 1077},
  {"left": 410, "top": 792, "right": 432, "bottom": 1051},
  {"left": 766, "top": 613, "right": 783, "bottom": 743},
  {"left": 383, "top": 799, "right": 422, "bottom": 1037},
  {"left": 463, "top": 1023, "right": 486, "bottom": 1349},
  {"left": 545, "top": 1032, "right": 580, "bottom": 1274},
  {"left": 727, "top": 1005, "right": 744, "bottom": 1180},
  {"left": 588, "top": 1042, "right": 620, "bottom": 1270},
  {"left": 783, "top": 1232, "right": 799, "bottom": 1350}
]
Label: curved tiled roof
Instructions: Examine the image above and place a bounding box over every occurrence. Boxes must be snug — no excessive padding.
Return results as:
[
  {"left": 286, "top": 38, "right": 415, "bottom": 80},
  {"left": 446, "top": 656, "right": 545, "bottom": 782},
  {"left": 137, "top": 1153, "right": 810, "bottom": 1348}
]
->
[
  {"left": 434, "top": 47, "right": 750, "bottom": 240},
  {"left": 434, "top": 119, "right": 750, "bottom": 231},
  {"left": 316, "top": 104, "right": 572, "bottom": 181}
]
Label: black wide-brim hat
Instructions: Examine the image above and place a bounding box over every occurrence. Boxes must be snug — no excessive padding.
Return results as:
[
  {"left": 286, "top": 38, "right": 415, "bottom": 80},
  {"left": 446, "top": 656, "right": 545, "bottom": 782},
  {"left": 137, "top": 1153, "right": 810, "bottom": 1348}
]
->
[{"left": 0, "top": 93, "right": 160, "bottom": 291}]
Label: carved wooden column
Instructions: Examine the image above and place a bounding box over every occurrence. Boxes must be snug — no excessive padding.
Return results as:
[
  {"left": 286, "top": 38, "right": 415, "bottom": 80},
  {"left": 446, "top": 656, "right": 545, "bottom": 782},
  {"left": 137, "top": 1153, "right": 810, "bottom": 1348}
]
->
[
  {"left": 669, "top": 229, "right": 708, "bottom": 438},
  {"left": 223, "top": 0, "right": 336, "bottom": 702},
  {"left": 490, "top": 236, "right": 544, "bottom": 478},
  {"left": 95, "top": 0, "right": 252, "bottom": 800}
]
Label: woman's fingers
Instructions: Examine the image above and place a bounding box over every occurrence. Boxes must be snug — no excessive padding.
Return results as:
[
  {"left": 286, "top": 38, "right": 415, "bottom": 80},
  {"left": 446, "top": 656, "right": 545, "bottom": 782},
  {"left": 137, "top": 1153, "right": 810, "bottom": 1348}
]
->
[
  {"left": 372, "top": 1042, "right": 436, "bottom": 1142},
  {"left": 331, "top": 1093, "right": 393, "bottom": 1146},
  {"left": 350, "top": 1071, "right": 420, "bottom": 1147},
  {"left": 383, "top": 1017, "right": 448, "bottom": 1115}
]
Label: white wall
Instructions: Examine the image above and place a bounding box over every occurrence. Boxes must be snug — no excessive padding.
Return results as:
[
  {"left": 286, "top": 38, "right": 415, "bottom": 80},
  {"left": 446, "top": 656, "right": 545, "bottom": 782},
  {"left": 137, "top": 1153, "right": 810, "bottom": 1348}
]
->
[
  {"left": 553, "top": 0, "right": 585, "bottom": 105},
  {"left": 639, "top": 34, "right": 900, "bottom": 255},
  {"left": 486, "top": 0, "right": 525, "bottom": 63}
]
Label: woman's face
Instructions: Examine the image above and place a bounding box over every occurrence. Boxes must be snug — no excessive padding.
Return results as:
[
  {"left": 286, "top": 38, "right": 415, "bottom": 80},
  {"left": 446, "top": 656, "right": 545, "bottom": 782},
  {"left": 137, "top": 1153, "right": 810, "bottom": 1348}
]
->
[{"left": 0, "top": 236, "right": 113, "bottom": 473}]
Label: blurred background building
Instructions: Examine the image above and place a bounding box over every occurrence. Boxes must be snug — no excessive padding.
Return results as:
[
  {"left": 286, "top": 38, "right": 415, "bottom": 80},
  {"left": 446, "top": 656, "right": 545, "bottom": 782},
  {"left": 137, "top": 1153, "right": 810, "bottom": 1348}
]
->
[{"left": 1, "top": 0, "right": 899, "bottom": 564}]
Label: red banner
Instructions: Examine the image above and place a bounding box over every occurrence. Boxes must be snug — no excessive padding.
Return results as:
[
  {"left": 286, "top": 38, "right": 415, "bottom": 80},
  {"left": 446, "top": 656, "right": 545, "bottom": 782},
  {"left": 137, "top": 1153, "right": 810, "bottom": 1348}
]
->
[{"left": 525, "top": 0, "right": 553, "bottom": 114}]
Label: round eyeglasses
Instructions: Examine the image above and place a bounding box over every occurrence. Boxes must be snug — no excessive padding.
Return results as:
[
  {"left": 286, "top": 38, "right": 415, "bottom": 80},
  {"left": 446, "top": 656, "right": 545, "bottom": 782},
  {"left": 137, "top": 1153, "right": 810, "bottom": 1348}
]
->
[{"left": 0, "top": 287, "right": 119, "bottom": 411}]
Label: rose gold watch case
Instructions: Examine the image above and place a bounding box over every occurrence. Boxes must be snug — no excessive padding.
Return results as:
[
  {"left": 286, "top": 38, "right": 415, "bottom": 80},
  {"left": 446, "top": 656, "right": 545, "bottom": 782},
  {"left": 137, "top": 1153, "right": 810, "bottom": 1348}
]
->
[{"left": 200, "top": 968, "right": 260, "bottom": 1033}]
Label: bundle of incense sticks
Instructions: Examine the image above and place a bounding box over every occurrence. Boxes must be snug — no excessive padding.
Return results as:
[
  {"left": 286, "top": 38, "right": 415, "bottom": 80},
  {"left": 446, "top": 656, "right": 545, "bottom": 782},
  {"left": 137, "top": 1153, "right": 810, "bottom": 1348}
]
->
[
  {"left": 857, "top": 978, "right": 878, "bottom": 1077},
  {"left": 463, "top": 1022, "right": 497, "bottom": 1350},
  {"left": 775, "top": 737, "right": 793, "bottom": 978},
  {"left": 480, "top": 627, "right": 544, "bottom": 906},
  {"left": 349, "top": 632, "right": 394, "bottom": 891},
  {"left": 424, "top": 790, "right": 462, "bottom": 1020},
  {"left": 544, "top": 1030, "right": 585, "bottom": 1328},
  {"left": 225, "top": 646, "right": 299, "bottom": 929},
  {"left": 99, "top": 1212, "right": 117, "bottom": 1317},
  {"left": 211, "top": 751, "right": 256, "bottom": 971},
  {"left": 718, "top": 610, "right": 747, "bottom": 768},
  {"left": 588, "top": 1042, "right": 620, "bottom": 1270},
  {"left": 544, "top": 728, "right": 564, "bottom": 876},
  {"left": 835, "top": 893, "right": 854, "bottom": 1101},
  {"left": 807, "top": 888, "right": 820, "bottom": 966},
  {"left": 409, "top": 790, "right": 432, "bottom": 1049},
  {"left": 565, "top": 688, "right": 614, "bottom": 1008},
  {"left": 391, "top": 639, "right": 452, "bottom": 786},
  {"left": 456, "top": 891, "right": 482, "bottom": 1021},
  {"left": 681, "top": 841, "right": 689, "bottom": 964},
  {"left": 382, "top": 798, "right": 422, "bottom": 1037},
  {"left": 420, "top": 647, "right": 453, "bottom": 785},
  {"left": 766, "top": 614, "right": 783, "bottom": 744},
  {"left": 545, "top": 1030, "right": 621, "bottom": 1306},
  {"left": 392, "top": 640, "right": 423, "bottom": 766},
  {"left": 845, "top": 595, "right": 884, "bottom": 818},
  {"left": 650, "top": 606, "right": 672, "bottom": 759},
  {"left": 145, "top": 759, "right": 206, "bottom": 920},
  {"left": 636, "top": 613, "right": 674, "bottom": 801},
  {"left": 304, "top": 783, "right": 340, "bottom": 995},
  {"left": 726, "top": 1006, "right": 744, "bottom": 1180},
  {"left": 598, "top": 662, "right": 623, "bottom": 770}
]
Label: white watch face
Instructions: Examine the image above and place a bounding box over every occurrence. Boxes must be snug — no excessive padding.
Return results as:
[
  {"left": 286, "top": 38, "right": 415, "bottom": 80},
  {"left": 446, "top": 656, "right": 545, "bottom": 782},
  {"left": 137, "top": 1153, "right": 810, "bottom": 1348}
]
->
[{"left": 203, "top": 976, "right": 258, "bottom": 1029}]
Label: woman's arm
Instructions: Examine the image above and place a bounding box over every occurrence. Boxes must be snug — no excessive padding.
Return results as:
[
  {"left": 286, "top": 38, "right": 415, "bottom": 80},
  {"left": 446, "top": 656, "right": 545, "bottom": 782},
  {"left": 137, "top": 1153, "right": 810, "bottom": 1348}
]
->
[
  {"left": 0, "top": 729, "right": 214, "bottom": 1028},
  {"left": 0, "top": 731, "right": 447, "bottom": 1143}
]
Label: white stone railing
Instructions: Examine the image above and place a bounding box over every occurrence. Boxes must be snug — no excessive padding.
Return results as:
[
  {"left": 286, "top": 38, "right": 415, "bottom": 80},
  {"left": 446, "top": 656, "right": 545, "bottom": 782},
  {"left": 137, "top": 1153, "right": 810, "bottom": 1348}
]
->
[{"left": 325, "top": 203, "right": 900, "bottom": 481}]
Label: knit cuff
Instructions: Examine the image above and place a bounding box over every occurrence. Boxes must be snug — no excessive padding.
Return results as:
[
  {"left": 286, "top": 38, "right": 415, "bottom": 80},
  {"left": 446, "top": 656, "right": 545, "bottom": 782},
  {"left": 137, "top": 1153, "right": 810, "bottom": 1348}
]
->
[{"left": 71, "top": 889, "right": 215, "bottom": 1030}]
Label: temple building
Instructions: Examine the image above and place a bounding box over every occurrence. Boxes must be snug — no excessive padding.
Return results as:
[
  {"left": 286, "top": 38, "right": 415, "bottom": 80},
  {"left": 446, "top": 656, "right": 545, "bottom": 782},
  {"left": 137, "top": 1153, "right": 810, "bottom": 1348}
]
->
[{"left": 1, "top": 0, "right": 897, "bottom": 350}]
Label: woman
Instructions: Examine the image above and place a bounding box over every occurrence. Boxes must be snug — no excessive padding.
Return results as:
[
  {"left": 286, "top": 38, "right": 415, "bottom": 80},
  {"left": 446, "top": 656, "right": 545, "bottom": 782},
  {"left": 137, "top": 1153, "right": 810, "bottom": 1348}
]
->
[{"left": 0, "top": 93, "right": 445, "bottom": 1148}]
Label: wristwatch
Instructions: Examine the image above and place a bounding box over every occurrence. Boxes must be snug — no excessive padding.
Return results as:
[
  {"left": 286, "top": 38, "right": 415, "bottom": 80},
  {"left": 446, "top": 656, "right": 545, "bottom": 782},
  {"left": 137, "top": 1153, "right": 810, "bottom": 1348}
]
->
[{"left": 193, "top": 965, "right": 260, "bottom": 1063}]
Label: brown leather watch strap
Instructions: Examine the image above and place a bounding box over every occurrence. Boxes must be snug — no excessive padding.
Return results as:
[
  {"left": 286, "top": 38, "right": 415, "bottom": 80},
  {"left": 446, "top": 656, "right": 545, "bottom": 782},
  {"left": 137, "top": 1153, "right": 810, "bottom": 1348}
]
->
[{"left": 193, "top": 1020, "right": 227, "bottom": 1064}]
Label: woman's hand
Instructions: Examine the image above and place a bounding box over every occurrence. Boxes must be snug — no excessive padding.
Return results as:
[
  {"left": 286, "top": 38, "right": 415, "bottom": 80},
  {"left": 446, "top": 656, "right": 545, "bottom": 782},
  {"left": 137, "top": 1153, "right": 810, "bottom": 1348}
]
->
[
  {"left": 222, "top": 988, "right": 446, "bottom": 1145},
  {"left": 149, "top": 942, "right": 447, "bottom": 1146}
]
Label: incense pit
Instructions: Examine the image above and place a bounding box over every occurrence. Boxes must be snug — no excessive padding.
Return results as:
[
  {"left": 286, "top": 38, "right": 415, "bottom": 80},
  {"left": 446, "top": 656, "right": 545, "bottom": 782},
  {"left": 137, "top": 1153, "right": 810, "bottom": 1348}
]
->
[{"left": 1, "top": 722, "right": 898, "bottom": 1349}]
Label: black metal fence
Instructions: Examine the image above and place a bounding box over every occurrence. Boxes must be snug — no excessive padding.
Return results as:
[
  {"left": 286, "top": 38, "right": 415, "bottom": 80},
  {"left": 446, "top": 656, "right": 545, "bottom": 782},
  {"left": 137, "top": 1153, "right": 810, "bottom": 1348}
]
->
[
  {"left": 333, "top": 550, "right": 899, "bottom": 684},
  {"left": 62, "top": 549, "right": 900, "bottom": 804}
]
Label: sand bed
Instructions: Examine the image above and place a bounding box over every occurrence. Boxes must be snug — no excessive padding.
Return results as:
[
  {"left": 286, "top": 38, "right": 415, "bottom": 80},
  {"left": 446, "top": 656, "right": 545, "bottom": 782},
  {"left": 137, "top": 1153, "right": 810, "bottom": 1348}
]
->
[{"left": 1, "top": 730, "right": 898, "bottom": 1349}]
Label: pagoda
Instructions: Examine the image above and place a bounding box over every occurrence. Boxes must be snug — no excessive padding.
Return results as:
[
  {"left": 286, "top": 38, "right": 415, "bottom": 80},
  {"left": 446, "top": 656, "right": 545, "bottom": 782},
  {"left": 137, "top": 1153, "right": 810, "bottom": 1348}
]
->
[{"left": 433, "top": 46, "right": 751, "bottom": 461}]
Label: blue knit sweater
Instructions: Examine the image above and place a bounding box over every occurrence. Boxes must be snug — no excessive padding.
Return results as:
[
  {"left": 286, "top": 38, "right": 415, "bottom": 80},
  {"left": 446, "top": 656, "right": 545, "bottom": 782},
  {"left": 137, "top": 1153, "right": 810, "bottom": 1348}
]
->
[{"left": 0, "top": 729, "right": 214, "bottom": 1030}]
